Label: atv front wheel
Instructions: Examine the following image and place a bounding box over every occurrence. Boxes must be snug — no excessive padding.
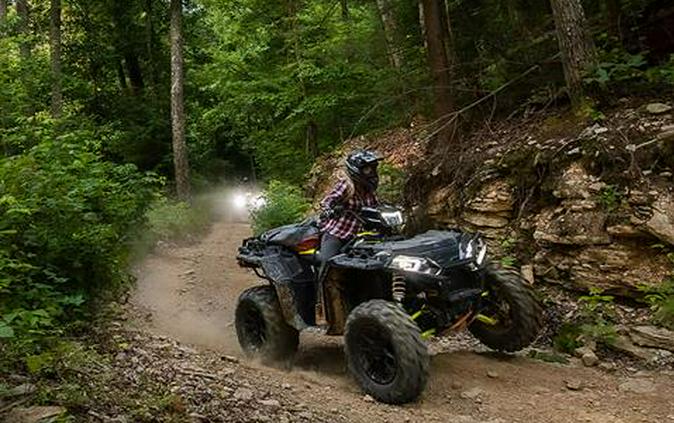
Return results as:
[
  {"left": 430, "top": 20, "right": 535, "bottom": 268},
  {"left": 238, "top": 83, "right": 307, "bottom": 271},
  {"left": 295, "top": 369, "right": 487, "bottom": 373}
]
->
[
  {"left": 469, "top": 265, "right": 543, "bottom": 352},
  {"left": 345, "top": 300, "right": 429, "bottom": 404},
  {"left": 235, "top": 285, "right": 299, "bottom": 362}
]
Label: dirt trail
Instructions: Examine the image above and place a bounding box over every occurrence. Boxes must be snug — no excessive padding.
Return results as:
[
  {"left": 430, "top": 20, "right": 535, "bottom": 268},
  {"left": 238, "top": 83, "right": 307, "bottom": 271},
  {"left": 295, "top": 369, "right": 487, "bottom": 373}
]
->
[{"left": 132, "top": 221, "right": 674, "bottom": 423}]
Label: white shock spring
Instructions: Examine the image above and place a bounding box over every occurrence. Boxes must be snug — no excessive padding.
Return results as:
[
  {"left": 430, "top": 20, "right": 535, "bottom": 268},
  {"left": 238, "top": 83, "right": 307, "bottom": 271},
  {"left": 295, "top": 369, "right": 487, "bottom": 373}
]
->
[{"left": 392, "top": 273, "right": 406, "bottom": 303}]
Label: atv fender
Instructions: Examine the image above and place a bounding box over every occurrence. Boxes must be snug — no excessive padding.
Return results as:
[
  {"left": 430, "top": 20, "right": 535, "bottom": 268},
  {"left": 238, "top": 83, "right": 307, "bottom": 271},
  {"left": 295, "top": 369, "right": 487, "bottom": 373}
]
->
[
  {"left": 259, "top": 248, "right": 310, "bottom": 331},
  {"left": 273, "top": 281, "right": 308, "bottom": 331}
]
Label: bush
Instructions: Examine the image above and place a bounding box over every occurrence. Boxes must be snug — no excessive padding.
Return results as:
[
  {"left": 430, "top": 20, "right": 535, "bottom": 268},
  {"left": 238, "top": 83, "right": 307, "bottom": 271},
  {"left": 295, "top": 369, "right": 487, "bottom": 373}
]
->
[
  {"left": 377, "top": 163, "right": 406, "bottom": 205},
  {"left": 250, "top": 181, "right": 311, "bottom": 235},
  {"left": 0, "top": 133, "right": 159, "bottom": 340},
  {"left": 138, "top": 197, "right": 213, "bottom": 249}
]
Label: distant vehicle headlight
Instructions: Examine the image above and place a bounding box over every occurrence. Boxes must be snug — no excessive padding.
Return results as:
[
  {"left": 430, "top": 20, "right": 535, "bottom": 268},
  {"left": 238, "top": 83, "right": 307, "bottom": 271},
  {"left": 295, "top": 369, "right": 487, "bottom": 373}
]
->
[
  {"left": 231, "top": 192, "right": 247, "bottom": 210},
  {"left": 389, "top": 255, "right": 441, "bottom": 276}
]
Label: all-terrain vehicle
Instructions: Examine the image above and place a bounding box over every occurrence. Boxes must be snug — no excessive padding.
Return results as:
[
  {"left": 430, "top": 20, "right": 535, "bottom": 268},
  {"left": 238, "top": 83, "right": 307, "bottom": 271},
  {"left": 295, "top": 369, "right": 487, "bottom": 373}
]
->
[{"left": 235, "top": 205, "right": 543, "bottom": 404}]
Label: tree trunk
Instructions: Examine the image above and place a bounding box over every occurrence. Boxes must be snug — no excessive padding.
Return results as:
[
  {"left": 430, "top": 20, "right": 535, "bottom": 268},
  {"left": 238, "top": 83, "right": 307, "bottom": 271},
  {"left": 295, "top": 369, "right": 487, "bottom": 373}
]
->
[
  {"left": 124, "top": 53, "right": 144, "bottom": 95},
  {"left": 421, "top": 0, "right": 454, "bottom": 125},
  {"left": 117, "top": 60, "right": 128, "bottom": 91},
  {"left": 550, "top": 0, "right": 596, "bottom": 108},
  {"left": 50, "top": 0, "right": 62, "bottom": 118},
  {"left": 441, "top": 0, "right": 457, "bottom": 74},
  {"left": 306, "top": 121, "right": 318, "bottom": 159},
  {"left": 376, "top": 0, "right": 403, "bottom": 70},
  {"left": 340, "top": 0, "right": 349, "bottom": 21},
  {"left": 16, "top": 0, "right": 30, "bottom": 59},
  {"left": 606, "top": 0, "right": 622, "bottom": 40},
  {"left": 0, "top": 0, "right": 7, "bottom": 22},
  {"left": 170, "top": 0, "right": 191, "bottom": 201},
  {"left": 144, "top": 0, "right": 157, "bottom": 91},
  {"left": 418, "top": 1, "right": 427, "bottom": 49}
]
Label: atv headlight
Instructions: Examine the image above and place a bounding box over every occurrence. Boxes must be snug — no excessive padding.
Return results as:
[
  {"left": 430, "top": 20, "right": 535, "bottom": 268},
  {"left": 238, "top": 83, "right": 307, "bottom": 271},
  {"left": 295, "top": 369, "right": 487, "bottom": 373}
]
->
[
  {"left": 460, "top": 236, "right": 487, "bottom": 266},
  {"left": 381, "top": 210, "right": 404, "bottom": 227},
  {"left": 389, "top": 255, "right": 441, "bottom": 276}
]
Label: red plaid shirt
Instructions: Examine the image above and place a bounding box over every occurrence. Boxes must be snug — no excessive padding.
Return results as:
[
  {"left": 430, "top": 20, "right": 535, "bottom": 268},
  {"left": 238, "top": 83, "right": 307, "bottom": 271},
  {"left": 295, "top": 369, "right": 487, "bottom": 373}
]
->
[{"left": 320, "top": 179, "right": 378, "bottom": 240}]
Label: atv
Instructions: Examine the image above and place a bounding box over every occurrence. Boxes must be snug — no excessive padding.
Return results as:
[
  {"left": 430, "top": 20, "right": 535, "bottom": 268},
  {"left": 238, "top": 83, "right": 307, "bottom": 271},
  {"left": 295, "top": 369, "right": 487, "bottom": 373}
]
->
[{"left": 235, "top": 205, "right": 543, "bottom": 404}]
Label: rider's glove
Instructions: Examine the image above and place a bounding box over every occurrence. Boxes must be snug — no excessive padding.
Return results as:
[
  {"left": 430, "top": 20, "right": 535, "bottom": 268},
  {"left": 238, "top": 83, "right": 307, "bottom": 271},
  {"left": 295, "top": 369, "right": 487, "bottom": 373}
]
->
[{"left": 321, "top": 204, "right": 344, "bottom": 220}]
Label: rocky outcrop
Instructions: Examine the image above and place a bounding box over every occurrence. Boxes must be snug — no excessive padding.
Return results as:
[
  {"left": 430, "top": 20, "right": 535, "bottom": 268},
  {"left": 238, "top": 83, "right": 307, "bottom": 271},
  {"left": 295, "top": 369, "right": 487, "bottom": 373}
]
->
[
  {"left": 533, "top": 243, "right": 670, "bottom": 294},
  {"left": 425, "top": 113, "right": 674, "bottom": 296},
  {"left": 629, "top": 325, "right": 674, "bottom": 352},
  {"left": 634, "top": 192, "right": 674, "bottom": 246}
]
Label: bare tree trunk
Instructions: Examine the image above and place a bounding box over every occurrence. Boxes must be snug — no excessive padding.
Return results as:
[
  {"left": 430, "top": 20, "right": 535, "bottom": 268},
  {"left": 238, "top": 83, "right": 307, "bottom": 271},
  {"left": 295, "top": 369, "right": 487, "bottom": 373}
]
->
[
  {"left": 376, "top": 0, "right": 403, "bottom": 70},
  {"left": 441, "top": 0, "right": 457, "bottom": 74},
  {"left": 306, "top": 121, "right": 318, "bottom": 159},
  {"left": 124, "top": 53, "right": 144, "bottom": 95},
  {"left": 117, "top": 61, "right": 128, "bottom": 91},
  {"left": 144, "top": 0, "right": 157, "bottom": 91},
  {"left": 418, "top": 1, "right": 427, "bottom": 49},
  {"left": 550, "top": 0, "right": 596, "bottom": 108},
  {"left": 340, "top": 0, "right": 349, "bottom": 21},
  {"left": 170, "top": 0, "right": 191, "bottom": 201},
  {"left": 606, "top": 0, "right": 622, "bottom": 40},
  {"left": 16, "top": 0, "right": 30, "bottom": 60},
  {"left": 50, "top": 0, "right": 62, "bottom": 118},
  {"left": 0, "top": 0, "right": 7, "bottom": 22},
  {"left": 421, "top": 0, "right": 454, "bottom": 128}
]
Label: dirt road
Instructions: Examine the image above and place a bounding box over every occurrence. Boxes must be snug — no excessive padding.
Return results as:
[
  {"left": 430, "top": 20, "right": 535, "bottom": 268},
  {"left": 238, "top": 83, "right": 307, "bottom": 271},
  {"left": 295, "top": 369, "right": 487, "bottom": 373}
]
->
[{"left": 131, "top": 221, "right": 674, "bottom": 423}]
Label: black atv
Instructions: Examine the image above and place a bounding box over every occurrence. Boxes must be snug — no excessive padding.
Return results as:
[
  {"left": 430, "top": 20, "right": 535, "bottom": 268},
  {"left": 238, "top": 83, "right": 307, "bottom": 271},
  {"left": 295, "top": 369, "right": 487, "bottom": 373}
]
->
[{"left": 235, "top": 205, "right": 543, "bottom": 404}]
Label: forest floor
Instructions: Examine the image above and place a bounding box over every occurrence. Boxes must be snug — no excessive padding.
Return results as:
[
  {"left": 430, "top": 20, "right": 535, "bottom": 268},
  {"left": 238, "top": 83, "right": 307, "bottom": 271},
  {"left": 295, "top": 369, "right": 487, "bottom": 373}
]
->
[{"left": 119, "top": 219, "right": 674, "bottom": 423}]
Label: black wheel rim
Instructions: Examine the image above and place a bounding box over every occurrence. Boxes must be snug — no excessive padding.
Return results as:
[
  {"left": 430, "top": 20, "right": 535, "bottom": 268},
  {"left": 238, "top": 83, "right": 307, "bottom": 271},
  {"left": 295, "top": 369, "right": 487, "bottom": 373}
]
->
[
  {"left": 352, "top": 322, "right": 397, "bottom": 385},
  {"left": 240, "top": 303, "right": 266, "bottom": 351},
  {"left": 480, "top": 291, "right": 514, "bottom": 330}
]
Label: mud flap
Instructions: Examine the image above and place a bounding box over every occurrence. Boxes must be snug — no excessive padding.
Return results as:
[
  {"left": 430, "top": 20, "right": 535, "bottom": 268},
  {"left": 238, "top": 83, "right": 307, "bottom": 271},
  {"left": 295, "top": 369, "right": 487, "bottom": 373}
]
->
[
  {"left": 322, "top": 268, "right": 348, "bottom": 335},
  {"left": 260, "top": 249, "right": 309, "bottom": 331}
]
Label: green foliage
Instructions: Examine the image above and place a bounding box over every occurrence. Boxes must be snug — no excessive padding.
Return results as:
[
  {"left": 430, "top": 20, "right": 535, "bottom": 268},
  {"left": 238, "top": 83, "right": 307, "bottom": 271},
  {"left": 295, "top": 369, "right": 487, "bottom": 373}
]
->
[
  {"left": 585, "top": 40, "right": 674, "bottom": 92},
  {"left": 140, "top": 197, "right": 212, "bottom": 248},
  {"left": 0, "top": 120, "right": 159, "bottom": 339},
  {"left": 250, "top": 181, "right": 311, "bottom": 235},
  {"left": 597, "top": 185, "right": 622, "bottom": 213},
  {"left": 377, "top": 163, "right": 406, "bottom": 205},
  {"left": 554, "top": 288, "right": 618, "bottom": 353},
  {"left": 553, "top": 323, "right": 583, "bottom": 354},
  {"left": 636, "top": 247, "right": 674, "bottom": 329},
  {"left": 585, "top": 48, "right": 648, "bottom": 89},
  {"left": 498, "top": 237, "right": 519, "bottom": 268}
]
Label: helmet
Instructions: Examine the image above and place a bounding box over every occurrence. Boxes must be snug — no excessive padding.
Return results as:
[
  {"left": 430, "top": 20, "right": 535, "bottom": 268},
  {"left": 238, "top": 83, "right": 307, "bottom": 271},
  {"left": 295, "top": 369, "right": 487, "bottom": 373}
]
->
[{"left": 345, "top": 150, "right": 382, "bottom": 192}]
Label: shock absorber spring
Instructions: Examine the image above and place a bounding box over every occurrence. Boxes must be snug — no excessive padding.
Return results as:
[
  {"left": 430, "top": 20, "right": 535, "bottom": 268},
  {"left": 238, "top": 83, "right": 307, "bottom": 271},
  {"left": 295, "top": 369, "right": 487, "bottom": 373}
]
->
[{"left": 392, "top": 273, "right": 406, "bottom": 303}]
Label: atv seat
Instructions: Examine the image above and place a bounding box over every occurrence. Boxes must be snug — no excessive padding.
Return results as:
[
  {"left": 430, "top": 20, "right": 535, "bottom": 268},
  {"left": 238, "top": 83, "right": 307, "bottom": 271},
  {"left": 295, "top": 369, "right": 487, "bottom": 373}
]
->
[{"left": 261, "top": 218, "right": 320, "bottom": 248}]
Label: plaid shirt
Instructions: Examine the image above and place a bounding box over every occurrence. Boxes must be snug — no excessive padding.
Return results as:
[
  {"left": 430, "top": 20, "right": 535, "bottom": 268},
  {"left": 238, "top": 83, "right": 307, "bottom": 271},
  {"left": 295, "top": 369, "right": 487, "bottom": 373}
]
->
[{"left": 320, "top": 179, "right": 378, "bottom": 240}]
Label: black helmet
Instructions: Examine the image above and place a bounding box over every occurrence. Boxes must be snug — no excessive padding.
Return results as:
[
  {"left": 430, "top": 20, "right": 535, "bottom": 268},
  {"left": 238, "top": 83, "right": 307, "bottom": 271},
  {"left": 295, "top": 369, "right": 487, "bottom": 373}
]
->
[{"left": 345, "top": 150, "right": 382, "bottom": 192}]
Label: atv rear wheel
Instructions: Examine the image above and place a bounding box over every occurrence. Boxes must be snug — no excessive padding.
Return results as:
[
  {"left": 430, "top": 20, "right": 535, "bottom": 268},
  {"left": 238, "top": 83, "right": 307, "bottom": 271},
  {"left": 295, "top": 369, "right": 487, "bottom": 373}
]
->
[
  {"left": 345, "top": 300, "right": 429, "bottom": 404},
  {"left": 235, "top": 285, "right": 299, "bottom": 362},
  {"left": 469, "top": 265, "right": 543, "bottom": 352}
]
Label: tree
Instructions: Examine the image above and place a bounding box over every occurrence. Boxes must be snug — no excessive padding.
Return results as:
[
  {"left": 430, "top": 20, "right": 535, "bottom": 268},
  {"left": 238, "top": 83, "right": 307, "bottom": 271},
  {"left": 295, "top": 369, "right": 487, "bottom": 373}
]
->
[
  {"left": 420, "top": 0, "right": 454, "bottom": 136},
  {"left": 376, "top": 0, "right": 402, "bottom": 70},
  {"left": 16, "top": 0, "right": 30, "bottom": 60},
  {"left": 50, "top": 0, "right": 63, "bottom": 117},
  {"left": 550, "top": 0, "right": 596, "bottom": 108},
  {"left": 170, "top": 0, "right": 191, "bottom": 200},
  {"left": 340, "top": 0, "right": 349, "bottom": 21},
  {"left": 0, "top": 0, "right": 7, "bottom": 22}
]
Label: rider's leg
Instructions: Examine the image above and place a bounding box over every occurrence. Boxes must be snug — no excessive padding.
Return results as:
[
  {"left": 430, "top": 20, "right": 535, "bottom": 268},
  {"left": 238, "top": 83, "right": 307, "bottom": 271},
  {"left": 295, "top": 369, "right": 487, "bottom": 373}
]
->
[
  {"left": 314, "top": 233, "right": 345, "bottom": 327},
  {"left": 319, "top": 232, "right": 344, "bottom": 273}
]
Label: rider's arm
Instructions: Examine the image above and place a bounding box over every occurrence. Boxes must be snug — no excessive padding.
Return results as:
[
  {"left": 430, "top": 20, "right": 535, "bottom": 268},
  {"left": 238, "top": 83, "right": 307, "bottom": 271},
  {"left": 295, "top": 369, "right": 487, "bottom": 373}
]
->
[{"left": 320, "top": 179, "right": 348, "bottom": 211}]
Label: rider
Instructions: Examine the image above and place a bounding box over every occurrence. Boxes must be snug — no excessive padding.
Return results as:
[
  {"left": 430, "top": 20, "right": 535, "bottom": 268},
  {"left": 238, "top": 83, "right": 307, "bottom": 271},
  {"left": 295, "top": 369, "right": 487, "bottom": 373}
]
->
[{"left": 319, "top": 149, "right": 381, "bottom": 270}]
